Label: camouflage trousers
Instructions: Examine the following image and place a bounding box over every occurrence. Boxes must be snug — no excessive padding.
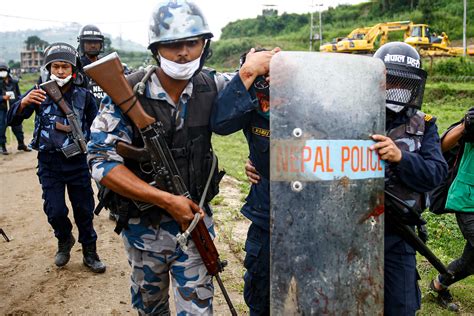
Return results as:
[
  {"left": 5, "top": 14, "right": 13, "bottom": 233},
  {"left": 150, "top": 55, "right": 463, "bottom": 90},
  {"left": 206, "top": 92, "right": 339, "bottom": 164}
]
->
[{"left": 122, "top": 213, "right": 215, "bottom": 315}]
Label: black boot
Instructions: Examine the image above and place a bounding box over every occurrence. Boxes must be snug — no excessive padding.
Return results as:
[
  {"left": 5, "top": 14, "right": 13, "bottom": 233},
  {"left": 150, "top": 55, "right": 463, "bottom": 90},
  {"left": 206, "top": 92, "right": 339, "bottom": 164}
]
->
[
  {"left": 17, "top": 143, "right": 31, "bottom": 152},
  {"left": 429, "top": 279, "right": 459, "bottom": 312},
  {"left": 1, "top": 144, "right": 8, "bottom": 155},
  {"left": 55, "top": 234, "right": 76, "bottom": 267},
  {"left": 82, "top": 242, "right": 106, "bottom": 273}
]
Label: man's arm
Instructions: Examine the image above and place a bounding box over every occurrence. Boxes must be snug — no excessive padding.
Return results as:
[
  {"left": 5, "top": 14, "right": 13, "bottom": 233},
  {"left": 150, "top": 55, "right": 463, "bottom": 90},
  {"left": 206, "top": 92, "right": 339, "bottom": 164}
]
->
[
  {"left": 210, "top": 49, "right": 278, "bottom": 135},
  {"left": 7, "top": 87, "right": 46, "bottom": 126},
  {"left": 87, "top": 97, "right": 201, "bottom": 229},
  {"left": 393, "top": 121, "right": 448, "bottom": 192}
]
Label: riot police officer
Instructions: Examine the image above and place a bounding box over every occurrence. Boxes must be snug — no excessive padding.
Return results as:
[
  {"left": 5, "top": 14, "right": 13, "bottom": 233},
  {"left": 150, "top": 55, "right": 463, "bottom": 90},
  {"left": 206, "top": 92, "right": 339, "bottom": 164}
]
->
[
  {"left": 77, "top": 24, "right": 107, "bottom": 106},
  {"left": 87, "top": 1, "right": 229, "bottom": 314},
  {"left": 0, "top": 62, "right": 30, "bottom": 154},
  {"left": 7, "top": 43, "right": 106, "bottom": 273},
  {"left": 372, "top": 42, "right": 448, "bottom": 315},
  {"left": 211, "top": 48, "right": 278, "bottom": 315}
]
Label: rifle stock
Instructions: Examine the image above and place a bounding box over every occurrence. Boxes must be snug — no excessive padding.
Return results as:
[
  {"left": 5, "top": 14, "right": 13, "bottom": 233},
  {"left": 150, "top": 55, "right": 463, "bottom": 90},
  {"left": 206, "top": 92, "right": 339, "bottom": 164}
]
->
[
  {"left": 83, "top": 52, "right": 154, "bottom": 129},
  {"left": 39, "top": 80, "right": 87, "bottom": 156}
]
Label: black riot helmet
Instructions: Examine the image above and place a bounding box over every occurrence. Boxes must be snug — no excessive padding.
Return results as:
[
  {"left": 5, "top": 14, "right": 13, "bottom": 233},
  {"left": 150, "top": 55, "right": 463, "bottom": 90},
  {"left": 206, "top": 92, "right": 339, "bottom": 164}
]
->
[
  {"left": 373, "top": 42, "right": 427, "bottom": 115},
  {"left": 77, "top": 24, "right": 104, "bottom": 56},
  {"left": 43, "top": 42, "right": 78, "bottom": 70},
  {"left": 0, "top": 62, "right": 9, "bottom": 72}
]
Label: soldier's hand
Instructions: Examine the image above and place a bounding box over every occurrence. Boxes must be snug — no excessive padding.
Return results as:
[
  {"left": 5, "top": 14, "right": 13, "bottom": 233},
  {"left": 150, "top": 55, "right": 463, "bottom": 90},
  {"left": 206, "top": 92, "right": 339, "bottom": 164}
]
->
[
  {"left": 165, "top": 195, "right": 204, "bottom": 231},
  {"left": 21, "top": 88, "right": 47, "bottom": 106},
  {"left": 239, "top": 47, "right": 280, "bottom": 89},
  {"left": 370, "top": 134, "right": 402, "bottom": 163},
  {"left": 2, "top": 95, "right": 10, "bottom": 100},
  {"left": 245, "top": 159, "right": 260, "bottom": 184}
]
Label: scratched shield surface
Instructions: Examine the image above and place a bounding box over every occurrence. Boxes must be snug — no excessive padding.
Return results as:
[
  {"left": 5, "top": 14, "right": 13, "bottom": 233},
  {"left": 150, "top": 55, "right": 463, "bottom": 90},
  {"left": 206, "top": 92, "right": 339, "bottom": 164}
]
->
[{"left": 270, "top": 52, "right": 386, "bottom": 315}]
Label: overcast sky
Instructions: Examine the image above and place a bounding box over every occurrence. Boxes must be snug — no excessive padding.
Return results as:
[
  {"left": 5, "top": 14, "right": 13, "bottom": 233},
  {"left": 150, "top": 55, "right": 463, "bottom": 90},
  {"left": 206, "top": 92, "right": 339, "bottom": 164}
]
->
[{"left": 0, "top": 0, "right": 365, "bottom": 46}]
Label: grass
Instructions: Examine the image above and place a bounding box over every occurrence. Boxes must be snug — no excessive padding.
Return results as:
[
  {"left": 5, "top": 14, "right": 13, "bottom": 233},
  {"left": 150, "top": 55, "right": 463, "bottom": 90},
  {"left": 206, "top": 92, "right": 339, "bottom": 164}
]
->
[{"left": 9, "top": 70, "right": 474, "bottom": 312}]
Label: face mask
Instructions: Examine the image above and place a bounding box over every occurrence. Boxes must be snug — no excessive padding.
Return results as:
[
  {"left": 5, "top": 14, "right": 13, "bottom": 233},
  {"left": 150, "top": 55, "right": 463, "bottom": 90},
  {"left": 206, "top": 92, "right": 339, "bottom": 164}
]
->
[
  {"left": 0, "top": 71, "right": 8, "bottom": 78},
  {"left": 159, "top": 53, "right": 202, "bottom": 80},
  {"left": 50, "top": 74, "right": 72, "bottom": 87},
  {"left": 386, "top": 88, "right": 411, "bottom": 113}
]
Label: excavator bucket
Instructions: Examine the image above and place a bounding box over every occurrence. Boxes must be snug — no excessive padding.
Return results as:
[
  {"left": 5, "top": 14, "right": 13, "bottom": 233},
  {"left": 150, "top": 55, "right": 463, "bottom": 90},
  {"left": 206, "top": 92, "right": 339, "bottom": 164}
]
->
[{"left": 270, "top": 52, "right": 386, "bottom": 314}]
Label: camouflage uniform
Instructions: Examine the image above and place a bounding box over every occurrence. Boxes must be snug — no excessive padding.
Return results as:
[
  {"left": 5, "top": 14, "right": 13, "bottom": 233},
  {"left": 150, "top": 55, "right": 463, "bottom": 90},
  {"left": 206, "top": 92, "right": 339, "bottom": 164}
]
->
[{"left": 88, "top": 72, "right": 227, "bottom": 315}]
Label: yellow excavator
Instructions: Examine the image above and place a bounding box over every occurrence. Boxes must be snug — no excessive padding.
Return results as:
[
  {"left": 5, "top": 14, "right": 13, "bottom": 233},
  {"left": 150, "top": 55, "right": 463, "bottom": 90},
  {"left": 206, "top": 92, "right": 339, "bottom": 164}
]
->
[
  {"left": 319, "top": 27, "right": 371, "bottom": 52},
  {"left": 322, "top": 21, "right": 474, "bottom": 56},
  {"left": 405, "top": 24, "right": 474, "bottom": 56},
  {"left": 333, "top": 21, "right": 412, "bottom": 53}
]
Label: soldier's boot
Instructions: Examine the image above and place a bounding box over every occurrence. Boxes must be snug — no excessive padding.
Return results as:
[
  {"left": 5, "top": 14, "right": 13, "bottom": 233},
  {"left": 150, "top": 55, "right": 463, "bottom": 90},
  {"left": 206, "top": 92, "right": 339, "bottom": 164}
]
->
[
  {"left": 55, "top": 234, "right": 75, "bottom": 267},
  {"left": 1, "top": 144, "right": 9, "bottom": 155},
  {"left": 429, "top": 279, "right": 459, "bottom": 312},
  {"left": 82, "top": 242, "right": 106, "bottom": 273},
  {"left": 17, "top": 142, "right": 31, "bottom": 152}
]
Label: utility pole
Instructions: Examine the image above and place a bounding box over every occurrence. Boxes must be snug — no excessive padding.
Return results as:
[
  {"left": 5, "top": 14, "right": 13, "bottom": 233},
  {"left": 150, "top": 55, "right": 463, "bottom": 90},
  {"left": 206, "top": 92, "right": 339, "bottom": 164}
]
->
[
  {"left": 463, "top": 0, "right": 467, "bottom": 57},
  {"left": 309, "top": 1, "right": 323, "bottom": 51}
]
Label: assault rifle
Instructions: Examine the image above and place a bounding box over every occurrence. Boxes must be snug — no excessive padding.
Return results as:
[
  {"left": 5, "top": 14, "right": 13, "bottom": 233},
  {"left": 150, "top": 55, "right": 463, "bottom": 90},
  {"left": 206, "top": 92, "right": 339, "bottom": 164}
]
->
[
  {"left": 385, "top": 189, "right": 452, "bottom": 277},
  {"left": 84, "top": 53, "right": 237, "bottom": 315},
  {"left": 40, "top": 80, "right": 87, "bottom": 158}
]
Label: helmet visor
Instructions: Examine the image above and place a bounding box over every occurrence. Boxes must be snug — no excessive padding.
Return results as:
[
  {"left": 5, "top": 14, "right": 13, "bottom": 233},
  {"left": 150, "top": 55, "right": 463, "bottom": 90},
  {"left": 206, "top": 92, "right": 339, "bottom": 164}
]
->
[{"left": 386, "top": 63, "right": 427, "bottom": 110}]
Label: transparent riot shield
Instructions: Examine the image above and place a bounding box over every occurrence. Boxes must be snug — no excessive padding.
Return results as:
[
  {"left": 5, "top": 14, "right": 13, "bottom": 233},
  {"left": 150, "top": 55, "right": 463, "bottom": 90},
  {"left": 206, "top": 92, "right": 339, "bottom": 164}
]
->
[{"left": 270, "top": 52, "right": 386, "bottom": 315}]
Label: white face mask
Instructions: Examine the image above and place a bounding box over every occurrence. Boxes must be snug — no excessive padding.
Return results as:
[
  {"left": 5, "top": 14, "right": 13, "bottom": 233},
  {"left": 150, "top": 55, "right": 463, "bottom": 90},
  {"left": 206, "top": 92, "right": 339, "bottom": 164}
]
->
[
  {"left": 386, "top": 88, "right": 411, "bottom": 113},
  {"left": 159, "top": 53, "right": 202, "bottom": 80},
  {"left": 0, "top": 71, "right": 8, "bottom": 78},
  {"left": 50, "top": 74, "right": 72, "bottom": 87}
]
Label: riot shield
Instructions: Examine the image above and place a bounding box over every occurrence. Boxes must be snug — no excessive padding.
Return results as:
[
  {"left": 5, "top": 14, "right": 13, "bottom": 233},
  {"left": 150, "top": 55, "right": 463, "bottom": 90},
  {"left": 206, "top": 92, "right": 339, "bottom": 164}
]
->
[{"left": 270, "top": 52, "right": 386, "bottom": 315}]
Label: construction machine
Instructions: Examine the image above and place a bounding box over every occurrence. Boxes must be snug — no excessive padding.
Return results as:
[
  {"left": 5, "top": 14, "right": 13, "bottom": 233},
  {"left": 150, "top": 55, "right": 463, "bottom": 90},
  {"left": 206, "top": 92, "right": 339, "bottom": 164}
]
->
[
  {"left": 319, "top": 27, "right": 370, "bottom": 52},
  {"left": 335, "top": 21, "right": 412, "bottom": 54},
  {"left": 405, "top": 24, "right": 474, "bottom": 56}
]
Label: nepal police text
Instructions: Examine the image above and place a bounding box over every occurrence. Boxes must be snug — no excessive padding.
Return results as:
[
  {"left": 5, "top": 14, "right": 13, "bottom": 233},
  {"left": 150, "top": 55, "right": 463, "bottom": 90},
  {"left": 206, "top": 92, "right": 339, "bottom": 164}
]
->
[
  {"left": 273, "top": 140, "right": 384, "bottom": 181},
  {"left": 92, "top": 86, "right": 106, "bottom": 100}
]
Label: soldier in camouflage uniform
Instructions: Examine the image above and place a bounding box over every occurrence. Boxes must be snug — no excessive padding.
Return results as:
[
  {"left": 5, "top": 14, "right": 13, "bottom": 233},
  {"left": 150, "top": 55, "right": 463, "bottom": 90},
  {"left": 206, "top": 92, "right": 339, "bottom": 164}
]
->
[{"left": 87, "top": 1, "right": 230, "bottom": 314}]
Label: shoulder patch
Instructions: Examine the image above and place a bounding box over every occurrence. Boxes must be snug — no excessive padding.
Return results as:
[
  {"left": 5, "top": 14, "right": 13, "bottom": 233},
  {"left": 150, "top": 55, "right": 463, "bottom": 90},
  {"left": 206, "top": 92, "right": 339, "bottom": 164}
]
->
[{"left": 424, "top": 114, "right": 433, "bottom": 122}]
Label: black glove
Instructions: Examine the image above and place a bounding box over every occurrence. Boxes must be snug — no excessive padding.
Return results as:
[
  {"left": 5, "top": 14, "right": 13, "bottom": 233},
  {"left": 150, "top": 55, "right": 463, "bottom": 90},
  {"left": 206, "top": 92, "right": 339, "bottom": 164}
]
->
[
  {"left": 417, "top": 224, "right": 428, "bottom": 243},
  {"left": 464, "top": 107, "right": 474, "bottom": 142}
]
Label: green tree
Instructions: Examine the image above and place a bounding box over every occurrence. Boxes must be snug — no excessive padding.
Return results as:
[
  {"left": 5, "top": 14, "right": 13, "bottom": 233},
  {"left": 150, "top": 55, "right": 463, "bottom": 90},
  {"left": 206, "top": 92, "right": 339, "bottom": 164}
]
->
[{"left": 24, "top": 36, "right": 49, "bottom": 50}]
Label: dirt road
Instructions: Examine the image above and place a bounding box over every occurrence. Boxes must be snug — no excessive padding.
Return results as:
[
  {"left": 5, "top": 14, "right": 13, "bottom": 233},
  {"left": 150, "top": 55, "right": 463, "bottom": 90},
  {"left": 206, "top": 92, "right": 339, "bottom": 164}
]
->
[{"left": 0, "top": 148, "right": 249, "bottom": 315}]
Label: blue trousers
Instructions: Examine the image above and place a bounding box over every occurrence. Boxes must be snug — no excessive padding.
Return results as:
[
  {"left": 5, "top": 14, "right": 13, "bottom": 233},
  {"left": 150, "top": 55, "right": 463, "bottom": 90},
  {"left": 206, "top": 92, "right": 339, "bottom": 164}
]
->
[
  {"left": 0, "top": 108, "right": 24, "bottom": 145},
  {"left": 37, "top": 152, "right": 97, "bottom": 244},
  {"left": 243, "top": 223, "right": 270, "bottom": 316},
  {"left": 384, "top": 230, "right": 421, "bottom": 316}
]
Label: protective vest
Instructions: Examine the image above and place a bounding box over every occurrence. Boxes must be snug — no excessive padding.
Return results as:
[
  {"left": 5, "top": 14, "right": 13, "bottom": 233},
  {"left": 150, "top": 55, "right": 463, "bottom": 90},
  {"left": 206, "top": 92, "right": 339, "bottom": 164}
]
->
[
  {"left": 386, "top": 110, "right": 428, "bottom": 215},
  {"left": 80, "top": 56, "right": 107, "bottom": 105},
  {"left": 112, "top": 70, "right": 222, "bottom": 220},
  {"left": 31, "top": 86, "right": 92, "bottom": 153}
]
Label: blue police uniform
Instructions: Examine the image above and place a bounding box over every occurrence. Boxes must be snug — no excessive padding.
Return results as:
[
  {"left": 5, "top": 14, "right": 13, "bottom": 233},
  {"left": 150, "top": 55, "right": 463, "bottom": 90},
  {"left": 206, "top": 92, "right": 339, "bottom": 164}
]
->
[
  {"left": 211, "top": 74, "right": 270, "bottom": 315},
  {"left": 384, "top": 110, "right": 447, "bottom": 316},
  {"left": 8, "top": 85, "right": 98, "bottom": 245},
  {"left": 1, "top": 76, "right": 25, "bottom": 147}
]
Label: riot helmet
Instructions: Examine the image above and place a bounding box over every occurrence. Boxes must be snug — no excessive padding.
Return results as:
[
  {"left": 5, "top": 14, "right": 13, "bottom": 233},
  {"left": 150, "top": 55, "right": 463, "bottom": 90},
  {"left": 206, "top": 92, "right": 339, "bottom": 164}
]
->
[
  {"left": 373, "top": 42, "right": 427, "bottom": 115},
  {"left": 43, "top": 42, "right": 78, "bottom": 70},
  {"left": 148, "top": 0, "right": 213, "bottom": 77},
  {"left": 77, "top": 24, "right": 104, "bottom": 56},
  {"left": 0, "top": 62, "right": 10, "bottom": 79}
]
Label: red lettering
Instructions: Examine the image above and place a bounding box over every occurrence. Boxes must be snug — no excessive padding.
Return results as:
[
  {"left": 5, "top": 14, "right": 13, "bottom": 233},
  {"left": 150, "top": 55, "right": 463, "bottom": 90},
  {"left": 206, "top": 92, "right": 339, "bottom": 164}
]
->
[
  {"left": 377, "top": 155, "right": 383, "bottom": 171},
  {"left": 360, "top": 146, "right": 367, "bottom": 171},
  {"left": 301, "top": 146, "right": 312, "bottom": 173},
  {"left": 290, "top": 146, "right": 299, "bottom": 173},
  {"left": 341, "top": 146, "right": 350, "bottom": 172},
  {"left": 326, "top": 146, "right": 334, "bottom": 172},
  {"left": 313, "top": 146, "right": 325, "bottom": 172},
  {"left": 351, "top": 146, "right": 360, "bottom": 172}
]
